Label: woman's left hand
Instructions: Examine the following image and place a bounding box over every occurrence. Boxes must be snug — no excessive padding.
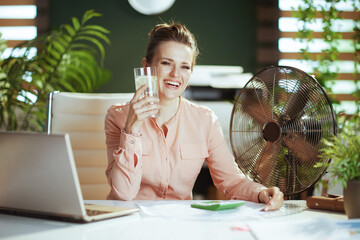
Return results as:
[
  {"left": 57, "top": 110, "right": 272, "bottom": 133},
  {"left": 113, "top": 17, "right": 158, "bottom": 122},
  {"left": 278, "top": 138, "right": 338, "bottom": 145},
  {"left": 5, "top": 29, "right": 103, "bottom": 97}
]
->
[{"left": 258, "top": 187, "right": 284, "bottom": 211}]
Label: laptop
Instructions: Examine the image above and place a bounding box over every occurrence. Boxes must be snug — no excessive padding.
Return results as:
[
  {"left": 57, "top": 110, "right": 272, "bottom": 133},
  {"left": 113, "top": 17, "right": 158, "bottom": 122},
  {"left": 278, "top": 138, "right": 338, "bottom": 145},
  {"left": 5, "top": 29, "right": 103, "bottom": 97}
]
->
[{"left": 0, "top": 131, "right": 138, "bottom": 222}]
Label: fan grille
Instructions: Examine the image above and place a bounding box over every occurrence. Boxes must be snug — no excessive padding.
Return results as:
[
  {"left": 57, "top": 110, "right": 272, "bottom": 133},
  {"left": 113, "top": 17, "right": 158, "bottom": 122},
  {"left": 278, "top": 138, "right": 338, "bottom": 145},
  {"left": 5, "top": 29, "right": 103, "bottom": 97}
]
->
[{"left": 230, "top": 66, "right": 337, "bottom": 195}]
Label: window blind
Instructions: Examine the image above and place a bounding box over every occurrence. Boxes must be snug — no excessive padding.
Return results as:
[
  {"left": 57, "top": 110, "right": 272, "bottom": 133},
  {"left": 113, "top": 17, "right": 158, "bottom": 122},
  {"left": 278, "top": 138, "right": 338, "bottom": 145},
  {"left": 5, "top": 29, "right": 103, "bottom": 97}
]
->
[
  {"left": 0, "top": 0, "right": 48, "bottom": 58},
  {"left": 278, "top": 0, "right": 359, "bottom": 114}
]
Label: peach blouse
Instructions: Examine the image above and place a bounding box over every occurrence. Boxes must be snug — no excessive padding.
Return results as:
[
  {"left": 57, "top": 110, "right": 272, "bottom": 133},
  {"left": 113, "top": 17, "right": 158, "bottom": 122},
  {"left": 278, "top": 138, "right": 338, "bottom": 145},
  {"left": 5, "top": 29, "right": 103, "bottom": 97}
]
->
[{"left": 104, "top": 97, "right": 266, "bottom": 201}]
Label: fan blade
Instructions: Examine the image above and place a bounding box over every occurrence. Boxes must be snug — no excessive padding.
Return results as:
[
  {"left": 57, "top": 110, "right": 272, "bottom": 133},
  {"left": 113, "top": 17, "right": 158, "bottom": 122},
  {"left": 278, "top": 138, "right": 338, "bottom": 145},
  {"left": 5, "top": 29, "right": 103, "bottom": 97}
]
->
[
  {"left": 282, "top": 132, "right": 319, "bottom": 163},
  {"left": 253, "top": 141, "right": 281, "bottom": 183},
  {"left": 282, "top": 83, "right": 311, "bottom": 121},
  {"left": 242, "top": 98, "right": 275, "bottom": 126}
]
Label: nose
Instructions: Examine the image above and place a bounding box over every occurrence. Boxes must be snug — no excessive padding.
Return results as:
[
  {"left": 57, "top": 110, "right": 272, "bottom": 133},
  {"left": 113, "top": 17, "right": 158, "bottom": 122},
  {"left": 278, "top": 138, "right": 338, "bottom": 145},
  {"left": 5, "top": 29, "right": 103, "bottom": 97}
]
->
[{"left": 170, "top": 65, "right": 180, "bottom": 77}]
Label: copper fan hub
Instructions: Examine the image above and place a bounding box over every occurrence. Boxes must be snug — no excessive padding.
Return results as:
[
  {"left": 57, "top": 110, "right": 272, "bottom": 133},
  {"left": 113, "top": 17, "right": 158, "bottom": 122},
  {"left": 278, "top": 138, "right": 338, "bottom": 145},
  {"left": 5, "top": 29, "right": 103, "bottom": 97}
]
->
[{"left": 263, "top": 121, "right": 281, "bottom": 143}]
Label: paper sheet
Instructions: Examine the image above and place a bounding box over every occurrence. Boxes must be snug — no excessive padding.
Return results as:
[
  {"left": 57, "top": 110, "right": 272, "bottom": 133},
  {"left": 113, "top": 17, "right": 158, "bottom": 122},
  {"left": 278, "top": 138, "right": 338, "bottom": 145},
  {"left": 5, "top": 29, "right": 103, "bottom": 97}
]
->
[
  {"left": 248, "top": 218, "right": 357, "bottom": 240},
  {"left": 136, "top": 200, "right": 307, "bottom": 221}
]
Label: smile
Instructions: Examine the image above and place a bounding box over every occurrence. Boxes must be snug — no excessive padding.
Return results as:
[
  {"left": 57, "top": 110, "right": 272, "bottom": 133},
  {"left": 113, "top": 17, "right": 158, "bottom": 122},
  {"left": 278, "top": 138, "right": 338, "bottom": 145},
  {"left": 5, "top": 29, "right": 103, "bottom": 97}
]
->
[{"left": 164, "top": 80, "right": 180, "bottom": 87}]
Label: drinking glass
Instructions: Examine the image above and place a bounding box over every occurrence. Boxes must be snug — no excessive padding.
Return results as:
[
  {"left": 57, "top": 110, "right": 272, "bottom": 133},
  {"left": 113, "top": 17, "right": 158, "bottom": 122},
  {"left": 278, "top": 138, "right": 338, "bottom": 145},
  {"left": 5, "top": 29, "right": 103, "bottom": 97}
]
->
[{"left": 134, "top": 66, "right": 159, "bottom": 118}]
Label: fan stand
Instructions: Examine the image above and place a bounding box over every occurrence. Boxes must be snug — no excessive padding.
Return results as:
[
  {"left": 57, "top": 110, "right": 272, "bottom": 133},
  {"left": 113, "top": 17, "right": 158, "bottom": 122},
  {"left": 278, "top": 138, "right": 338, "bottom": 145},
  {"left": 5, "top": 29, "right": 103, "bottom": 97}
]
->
[{"left": 285, "top": 154, "right": 298, "bottom": 200}]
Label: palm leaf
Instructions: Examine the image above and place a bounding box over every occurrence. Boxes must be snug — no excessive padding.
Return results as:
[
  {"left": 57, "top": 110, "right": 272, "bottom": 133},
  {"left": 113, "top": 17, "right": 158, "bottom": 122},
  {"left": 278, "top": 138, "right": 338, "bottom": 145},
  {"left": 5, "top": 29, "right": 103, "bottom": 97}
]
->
[
  {"left": 72, "top": 17, "right": 81, "bottom": 31},
  {"left": 74, "top": 36, "right": 106, "bottom": 63},
  {"left": 58, "top": 79, "right": 76, "bottom": 92},
  {"left": 64, "top": 24, "right": 76, "bottom": 37},
  {"left": 81, "top": 9, "right": 102, "bottom": 24},
  {"left": 64, "top": 65, "right": 91, "bottom": 91},
  {"left": 0, "top": 10, "right": 111, "bottom": 131},
  {"left": 78, "top": 29, "right": 111, "bottom": 45},
  {"left": 83, "top": 25, "right": 110, "bottom": 34}
]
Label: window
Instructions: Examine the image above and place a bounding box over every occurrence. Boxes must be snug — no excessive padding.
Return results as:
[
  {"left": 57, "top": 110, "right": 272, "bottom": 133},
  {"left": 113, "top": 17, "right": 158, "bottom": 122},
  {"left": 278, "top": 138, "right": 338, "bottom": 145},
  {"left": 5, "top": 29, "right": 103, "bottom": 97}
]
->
[
  {"left": 0, "top": 0, "right": 48, "bottom": 104},
  {"left": 0, "top": 0, "right": 48, "bottom": 59},
  {"left": 278, "top": 0, "right": 359, "bottom": 114}
]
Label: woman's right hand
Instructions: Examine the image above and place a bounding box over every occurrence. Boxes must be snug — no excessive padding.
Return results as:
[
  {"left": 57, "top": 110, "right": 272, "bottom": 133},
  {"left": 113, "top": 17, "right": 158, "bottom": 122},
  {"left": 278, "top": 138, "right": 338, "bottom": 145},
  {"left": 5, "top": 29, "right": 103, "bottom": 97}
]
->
[{"left": 124, "top": 84, "right": 160, "bottom": 134}]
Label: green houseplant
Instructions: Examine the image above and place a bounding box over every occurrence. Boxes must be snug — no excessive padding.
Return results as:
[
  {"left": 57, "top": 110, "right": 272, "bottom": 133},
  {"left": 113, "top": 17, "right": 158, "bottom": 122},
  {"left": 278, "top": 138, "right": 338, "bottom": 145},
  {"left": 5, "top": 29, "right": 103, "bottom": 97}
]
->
[
  {"left": 294, "top": 0, "right": 360, "bottom": 112},
  {"left": 293, "top": 0, "right": 343, "bottom": 92},
  {"left": 315, "top": 113, "right": 360, "bottom": 218},
  {"left": 0, "top": 10, "right": 111, "bottom": 131},
  {"left": 295, "top": 0, "right": 360, "bottom": 217}
]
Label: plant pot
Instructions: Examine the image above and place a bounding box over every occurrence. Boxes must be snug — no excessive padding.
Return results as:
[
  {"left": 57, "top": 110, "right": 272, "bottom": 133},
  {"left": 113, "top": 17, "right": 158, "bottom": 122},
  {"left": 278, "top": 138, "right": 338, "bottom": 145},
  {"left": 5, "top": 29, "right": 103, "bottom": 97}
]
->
[{"left": 343, "top": 180, "right": 360, "bottom": 219}]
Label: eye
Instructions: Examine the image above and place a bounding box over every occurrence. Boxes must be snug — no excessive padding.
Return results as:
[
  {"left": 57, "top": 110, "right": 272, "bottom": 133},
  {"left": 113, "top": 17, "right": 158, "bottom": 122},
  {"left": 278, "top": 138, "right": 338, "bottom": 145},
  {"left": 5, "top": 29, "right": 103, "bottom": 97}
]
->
[
  {"left": 161, "top": 61, "right": 170, "bottom": 65},
  {"left": 182, "top": 65, "right": 191, "bottom": 70}
]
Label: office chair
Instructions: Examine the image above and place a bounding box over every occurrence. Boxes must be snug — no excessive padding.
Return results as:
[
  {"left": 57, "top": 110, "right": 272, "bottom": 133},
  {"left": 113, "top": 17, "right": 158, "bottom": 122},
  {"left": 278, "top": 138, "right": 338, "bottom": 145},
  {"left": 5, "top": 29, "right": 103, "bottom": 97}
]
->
[{"left": 46, "top": 91, "right": 133, "bottom": 200}]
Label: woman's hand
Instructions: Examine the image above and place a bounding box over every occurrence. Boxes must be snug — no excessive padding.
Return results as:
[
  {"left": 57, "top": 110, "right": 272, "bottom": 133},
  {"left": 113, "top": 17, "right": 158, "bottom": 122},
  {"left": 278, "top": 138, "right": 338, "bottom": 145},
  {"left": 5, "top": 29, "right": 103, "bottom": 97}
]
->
[
  {"left": 258, "top": 187, "right": 284, "bottom": 211},
  {"left": 124, "top": 84, "right": 160, "bottom": 134}
]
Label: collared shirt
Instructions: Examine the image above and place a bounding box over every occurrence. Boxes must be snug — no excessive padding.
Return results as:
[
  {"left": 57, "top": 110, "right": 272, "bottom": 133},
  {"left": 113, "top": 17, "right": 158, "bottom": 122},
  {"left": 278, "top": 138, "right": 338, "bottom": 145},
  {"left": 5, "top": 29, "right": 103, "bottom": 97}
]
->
[{"left": 104, "top": 97, "right": 266, "bottom": 201}]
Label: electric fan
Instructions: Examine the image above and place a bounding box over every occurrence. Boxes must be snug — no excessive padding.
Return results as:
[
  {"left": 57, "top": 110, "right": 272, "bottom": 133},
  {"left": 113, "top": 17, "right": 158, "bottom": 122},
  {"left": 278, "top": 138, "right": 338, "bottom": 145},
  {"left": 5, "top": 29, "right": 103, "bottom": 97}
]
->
[{"left": 230, "top": 66, "right": 337, "bottom": 196}]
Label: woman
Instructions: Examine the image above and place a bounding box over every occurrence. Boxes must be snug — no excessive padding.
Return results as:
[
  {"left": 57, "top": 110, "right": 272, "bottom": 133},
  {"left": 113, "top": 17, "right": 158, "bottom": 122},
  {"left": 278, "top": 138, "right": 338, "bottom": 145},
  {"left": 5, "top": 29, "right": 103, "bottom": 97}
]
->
[{"left": 105, "top": 22, "right": 284, "bottom": 211}]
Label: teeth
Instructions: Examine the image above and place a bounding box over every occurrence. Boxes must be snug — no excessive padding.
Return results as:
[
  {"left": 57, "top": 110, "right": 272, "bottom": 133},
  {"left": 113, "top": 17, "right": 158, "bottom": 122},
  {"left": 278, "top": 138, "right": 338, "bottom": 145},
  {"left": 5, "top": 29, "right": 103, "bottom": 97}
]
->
[{"left": 165, "top": 81, "right": 180, "bottom": 87}]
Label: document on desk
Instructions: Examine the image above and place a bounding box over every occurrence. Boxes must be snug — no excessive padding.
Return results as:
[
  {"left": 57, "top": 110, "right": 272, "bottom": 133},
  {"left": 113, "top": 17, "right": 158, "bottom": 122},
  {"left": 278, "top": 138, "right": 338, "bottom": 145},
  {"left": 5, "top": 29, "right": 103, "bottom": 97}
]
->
[
  {"left": 136, "top": 200, "right": 306, "bottom": 221},
  {"left": 248, "top": 218, "right": 360, "bottom": 240}
]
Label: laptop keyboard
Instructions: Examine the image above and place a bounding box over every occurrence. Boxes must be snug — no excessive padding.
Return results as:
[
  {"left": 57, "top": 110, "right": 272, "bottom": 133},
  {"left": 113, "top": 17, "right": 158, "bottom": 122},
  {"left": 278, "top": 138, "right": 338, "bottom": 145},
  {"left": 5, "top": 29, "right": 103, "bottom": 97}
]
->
[{"left": 86, "top": 208, "right": 111, "bottom": 216}]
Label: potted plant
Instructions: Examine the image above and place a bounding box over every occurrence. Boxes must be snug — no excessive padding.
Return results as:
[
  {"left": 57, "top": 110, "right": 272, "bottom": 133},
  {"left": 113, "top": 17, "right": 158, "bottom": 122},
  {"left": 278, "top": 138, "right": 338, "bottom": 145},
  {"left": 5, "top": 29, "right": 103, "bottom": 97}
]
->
[
  {"left": 0, "top": 10, "right": 111, "bottom": 131},
  {"left": 315, "top": 113, "right": 360, "bottom": 219}
]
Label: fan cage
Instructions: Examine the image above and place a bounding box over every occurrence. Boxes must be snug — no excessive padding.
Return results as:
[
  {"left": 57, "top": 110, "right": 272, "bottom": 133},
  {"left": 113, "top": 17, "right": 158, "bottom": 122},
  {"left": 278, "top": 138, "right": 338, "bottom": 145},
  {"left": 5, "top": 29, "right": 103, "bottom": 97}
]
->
[{"left": 230, "top": 66, "right": 337, "bottom": 195}]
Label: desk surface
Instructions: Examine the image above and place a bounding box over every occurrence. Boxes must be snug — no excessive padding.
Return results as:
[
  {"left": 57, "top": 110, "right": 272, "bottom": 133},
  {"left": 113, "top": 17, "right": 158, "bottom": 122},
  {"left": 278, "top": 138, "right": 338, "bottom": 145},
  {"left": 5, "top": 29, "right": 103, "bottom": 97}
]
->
[{"left": 0, "top": 200, "right": 353, "bottom": 240}]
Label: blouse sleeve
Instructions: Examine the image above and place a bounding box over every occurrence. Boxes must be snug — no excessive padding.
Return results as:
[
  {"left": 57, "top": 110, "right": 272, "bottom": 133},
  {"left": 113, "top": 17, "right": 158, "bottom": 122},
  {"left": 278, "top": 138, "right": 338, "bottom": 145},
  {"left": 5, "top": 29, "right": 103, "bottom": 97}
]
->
[
  {"left": 205, "top": 111, "right": 266, "bottom": 203},
  {"left": 104, "top": 105, "right": 143, "bottom": 200}
]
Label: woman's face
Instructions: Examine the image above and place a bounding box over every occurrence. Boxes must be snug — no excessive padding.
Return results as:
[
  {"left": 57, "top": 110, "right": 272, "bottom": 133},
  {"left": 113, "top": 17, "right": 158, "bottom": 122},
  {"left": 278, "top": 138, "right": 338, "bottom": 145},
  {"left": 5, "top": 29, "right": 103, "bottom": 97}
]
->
[{"left": 146, "top": 41, "right": 193, "bottom": 101}]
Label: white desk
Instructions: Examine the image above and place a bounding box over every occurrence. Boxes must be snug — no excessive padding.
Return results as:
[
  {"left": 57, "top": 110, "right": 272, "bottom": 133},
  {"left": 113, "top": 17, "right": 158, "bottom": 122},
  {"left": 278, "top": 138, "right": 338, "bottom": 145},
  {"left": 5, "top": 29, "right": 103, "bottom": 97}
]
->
[{"left": 0, "top": 200, "right": 354, "bottom": 240}]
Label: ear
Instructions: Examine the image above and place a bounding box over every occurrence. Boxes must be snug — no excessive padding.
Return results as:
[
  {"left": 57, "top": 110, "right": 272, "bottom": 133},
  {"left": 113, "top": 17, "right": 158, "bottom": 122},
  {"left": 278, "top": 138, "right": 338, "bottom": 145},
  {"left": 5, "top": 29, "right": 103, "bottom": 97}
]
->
[{"left": 142, "top": 57, "right": 148, "bottom": 68}]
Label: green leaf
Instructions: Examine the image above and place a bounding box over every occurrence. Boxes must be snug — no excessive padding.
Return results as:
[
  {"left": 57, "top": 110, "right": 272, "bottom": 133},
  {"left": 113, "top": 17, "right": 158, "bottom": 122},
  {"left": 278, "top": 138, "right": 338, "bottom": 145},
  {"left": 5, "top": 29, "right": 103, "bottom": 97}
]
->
[
  {"left": 58, "top": 79, "right": 76, "bottom": 92},
  {"left": 61, "top": 33, "right": 72, "bottom": 43},
  {"left": 78, "top": 29, "right": 111, "bottom": 45},
  {"left": 47, "top": 47, "right": 62, "bottom": 61},
  {"left": 0, "top": 9, "right": 111, "bottom": 131},
  {"left": 56, "top": 35, "right": 70, "bottom": 45},
  {"left": 69, "top": 43, "right": 95, "bottom": 52},
  {"left": 52, "top": 40, "right": 66, "bottom": 54},
  {"left": 72, "top": 17, "right": 81, "bottom": 31},
  {"left": 66, "top": 65, "right": 92, "bottom": 91},
  {"left": 64, "top": 24, "right": 76, "bottom": 37},
  {"left": 74, "top": 36, "right": 105, "bottom": 62},
  {"left": 63, "top": 70, "right": 88, "bottom": 92},
  {"left": 82, "top": 25, "right": 110, "bottom": 34},
  {"left": 39, "top": 60, "right": 54, "bottom": 73},
  {"left": 81, "top": 9, "right": 101, "bottom": 24},
  {"left": 75, "top": 56, "right": 97, "bottom": 80},
  {"left": 44, "top": 55, "right": 58, "bottom": 67}
]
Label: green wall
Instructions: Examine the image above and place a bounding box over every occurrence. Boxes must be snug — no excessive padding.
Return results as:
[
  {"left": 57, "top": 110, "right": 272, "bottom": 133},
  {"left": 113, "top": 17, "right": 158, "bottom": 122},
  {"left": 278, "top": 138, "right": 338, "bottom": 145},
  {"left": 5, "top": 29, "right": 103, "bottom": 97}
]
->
[{"left": 49, "top": 0, "right": 256, "bottom": 93}]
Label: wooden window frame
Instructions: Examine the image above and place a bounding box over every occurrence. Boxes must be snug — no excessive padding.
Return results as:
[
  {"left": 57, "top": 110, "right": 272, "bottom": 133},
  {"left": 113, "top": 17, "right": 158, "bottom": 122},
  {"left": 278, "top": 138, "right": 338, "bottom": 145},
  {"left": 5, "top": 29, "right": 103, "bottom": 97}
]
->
[{"left": 0, "top": 0, "right": 49, "bottom": 48}]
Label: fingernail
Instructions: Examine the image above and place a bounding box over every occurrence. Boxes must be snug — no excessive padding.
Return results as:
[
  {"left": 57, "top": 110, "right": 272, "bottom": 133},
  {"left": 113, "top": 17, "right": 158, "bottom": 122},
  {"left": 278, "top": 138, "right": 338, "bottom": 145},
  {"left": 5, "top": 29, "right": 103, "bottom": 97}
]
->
[{"left": 264, "top": 206, "right": 269, "bottom": 211}]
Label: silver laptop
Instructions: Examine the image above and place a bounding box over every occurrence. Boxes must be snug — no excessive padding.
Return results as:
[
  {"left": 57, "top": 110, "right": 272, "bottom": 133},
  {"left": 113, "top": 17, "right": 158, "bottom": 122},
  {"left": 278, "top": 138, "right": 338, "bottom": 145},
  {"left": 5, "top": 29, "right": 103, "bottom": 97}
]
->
[{"left": 0, "top": 132, "right": 138, "bottom": 222}]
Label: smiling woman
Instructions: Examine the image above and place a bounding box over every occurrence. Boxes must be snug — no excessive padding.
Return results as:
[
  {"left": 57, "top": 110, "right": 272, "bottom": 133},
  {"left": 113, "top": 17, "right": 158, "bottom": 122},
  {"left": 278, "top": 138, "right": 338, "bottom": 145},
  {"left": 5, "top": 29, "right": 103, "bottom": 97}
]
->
[
  {"left": 146, "top": 41, "right": 192, "bottom": 108},
  {"left": 104, "top": 22, "right": 285, "bottom": 210}
]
